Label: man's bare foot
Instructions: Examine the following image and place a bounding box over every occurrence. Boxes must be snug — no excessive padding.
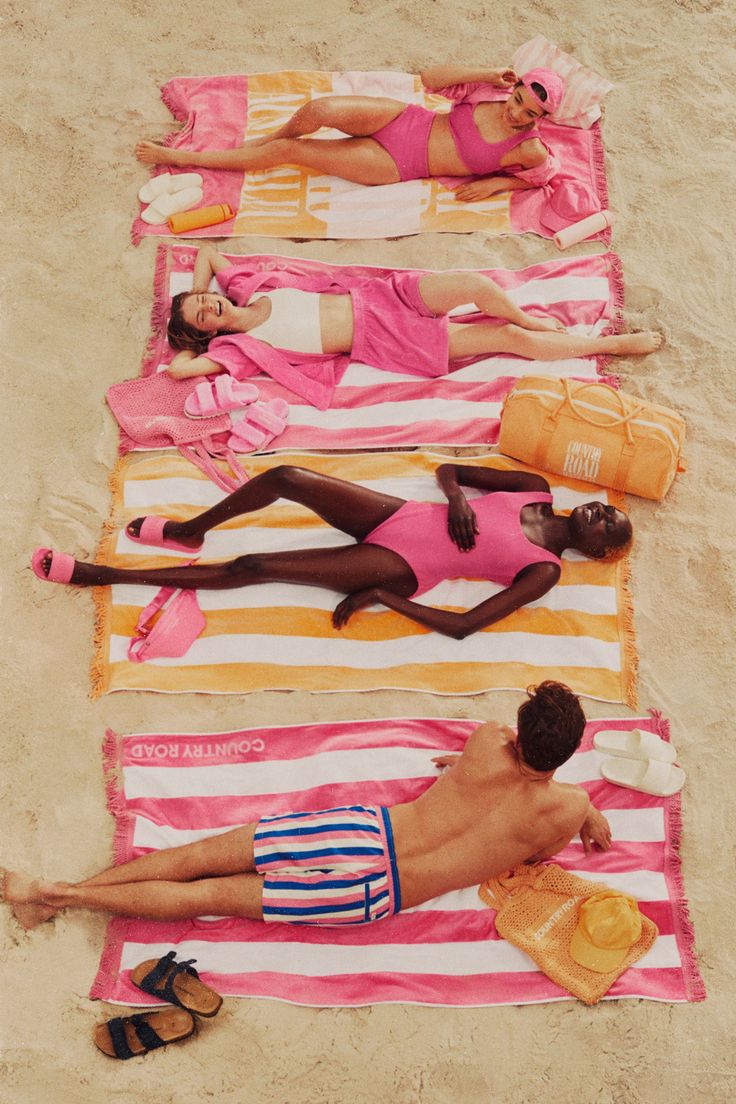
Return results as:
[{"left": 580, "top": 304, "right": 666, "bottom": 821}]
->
[
  {"left": 605, "top": 331, "right": 664, "bottom": 356},
  {"left": 2, "top": 869, "right": 60, "bottom": 931},
  {"left": 135, "top": 141, "right": 187, "bottom": 167},
  {"left": 126, "top": 518, "right": 203, "bottom": 548}
]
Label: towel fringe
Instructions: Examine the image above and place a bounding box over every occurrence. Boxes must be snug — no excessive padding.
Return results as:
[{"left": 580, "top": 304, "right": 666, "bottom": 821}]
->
[
  {"left": 664, "top": 793, "right": 707, "bottom": 1001},
  {"left": 593, "top": 251, "right": 625, "bottom": 375},
  {"left": 607, "top": 251, "right": 626, "bottom": 328},
  {"left": 90, "top": 461, "right": 126, "bottom": 699},
  {"left": 140, "top": 244, "right": 173, "bottom": 379},
  {"left": 648, "top": 708, "right": 671, "bottom": 743},
  {"left": 102, "top": 728, "right": 126, "bottom": 817},
  {"left": 160, "top": 78, "right": 190, "bottom": 124},
  {"left": 645, "top": 706, "right": 705, "bottom": 999},
  {"left": 619, "top": 549, "right": 639, "bottom": 708},
  {"left": 590, "top": 121, "right": 612, "bottom": 248},
  {"left": 89, "top": 922, "right": 128, "bottom": 1001},
  {"left": 132, "top": 80, "right": 195, "bottom": 246}
]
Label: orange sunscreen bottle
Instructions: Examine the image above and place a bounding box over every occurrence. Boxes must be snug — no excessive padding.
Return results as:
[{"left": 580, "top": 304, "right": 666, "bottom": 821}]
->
[{"left": 168, "top": 203, "right": 235, "bottom": 234}]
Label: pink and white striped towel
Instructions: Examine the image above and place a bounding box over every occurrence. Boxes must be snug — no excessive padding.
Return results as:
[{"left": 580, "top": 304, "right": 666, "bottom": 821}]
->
[
  {"left": 92, "top": 714, "right": 703, "bottom": 1007},
  {"left": 137, "top": 247, "right": 623, "bottom": 452}
]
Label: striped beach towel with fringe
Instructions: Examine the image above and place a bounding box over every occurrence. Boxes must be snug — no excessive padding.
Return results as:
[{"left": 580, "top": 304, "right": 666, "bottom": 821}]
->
[
  {"left": 91, "top": 714, "right": 704, "bottom": 1007},
  {"left": 92, "top": 450, "right": 638, "bottom": 703},
  {"left": 134, "top": 247, "right": 624, "bottom": 452},
  {"left": 132, "top": 69, "right": 611, "bottom": 244}
]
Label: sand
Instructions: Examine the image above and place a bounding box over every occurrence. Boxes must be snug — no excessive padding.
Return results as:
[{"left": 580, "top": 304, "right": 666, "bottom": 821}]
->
[{"left": 1, "top": 1, "right": 735, "bottom": 1100}]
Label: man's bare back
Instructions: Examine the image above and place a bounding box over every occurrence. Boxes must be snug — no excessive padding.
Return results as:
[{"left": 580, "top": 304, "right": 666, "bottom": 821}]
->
[{"left": 390, "top": 721, "right": 593, "bottom": 908}]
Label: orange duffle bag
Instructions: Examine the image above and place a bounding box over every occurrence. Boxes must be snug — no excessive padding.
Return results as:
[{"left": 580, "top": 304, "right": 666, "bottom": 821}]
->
[{"left": 498, "top": 377, "right": 686, "bottom": 500}]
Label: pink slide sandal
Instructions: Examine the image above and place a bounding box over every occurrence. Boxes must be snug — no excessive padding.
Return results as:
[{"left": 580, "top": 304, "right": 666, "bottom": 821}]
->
[
  {"left": 31, "top": 547, "right": 76, "bottom": 584},
  {"left": 184, "top": 376, "right": 260, "bottom": 419},
  {"left": 126, "top": 516, "right": 204, "bottom": 553},
  {"left": 228, "top": 399, "right": 289, "bottom": 453}
]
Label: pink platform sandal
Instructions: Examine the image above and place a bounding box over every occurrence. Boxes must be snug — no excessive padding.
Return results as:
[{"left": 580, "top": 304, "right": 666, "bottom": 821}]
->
[
  {"left": 125, "top": 516, "right": 204, "bottom": 554},
  {"left": 184, "top": 376, "right": 260, "bottom": 419},
  {"left": 228, "top": 399, "right": 289, "bottom": 452},
  {"left": 31, "top": 548, "right": 77, "bottom": 584}
]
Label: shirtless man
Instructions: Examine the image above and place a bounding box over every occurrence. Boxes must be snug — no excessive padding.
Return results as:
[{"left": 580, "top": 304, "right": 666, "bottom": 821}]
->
[{"left": 3, "top": 683, "right": 611, "bottom": 930}]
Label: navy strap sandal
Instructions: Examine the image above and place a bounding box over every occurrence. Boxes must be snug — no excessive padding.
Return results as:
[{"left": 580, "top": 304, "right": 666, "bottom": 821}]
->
[
  {"left": 94, "top": 1008, "right": 195, "bottom": 1059},
  {"left": 130, "top": 950, "right": 223, "bottom": 1017}
]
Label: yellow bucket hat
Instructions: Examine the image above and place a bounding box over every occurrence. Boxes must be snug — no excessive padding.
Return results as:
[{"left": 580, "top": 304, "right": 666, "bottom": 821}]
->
[{"left": 569, "top": 890, "right": 643, "bottom": 974}]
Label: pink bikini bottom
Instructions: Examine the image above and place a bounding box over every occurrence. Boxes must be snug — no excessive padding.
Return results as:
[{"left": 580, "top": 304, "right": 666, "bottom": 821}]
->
[
  {"left": 350, "top": 271, "right": 449, "bottom": 378},
  {"left": 370, "top": 103, "right": 435, "bottom": 181}
]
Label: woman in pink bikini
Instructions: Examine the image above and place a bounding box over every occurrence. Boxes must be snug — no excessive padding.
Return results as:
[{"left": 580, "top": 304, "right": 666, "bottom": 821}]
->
[
  {"left": 163, "top": 244, "right": 661, "bottom": 397},
  {"left": 137, "top": 66, "right": 562, "bottom": 203},
  {"left": 33, "top": 462, "right": 632, "bottom": 639}
]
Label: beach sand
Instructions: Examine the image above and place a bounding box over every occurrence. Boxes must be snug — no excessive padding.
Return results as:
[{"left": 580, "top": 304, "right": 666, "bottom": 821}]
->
[{"left": 1, "top": 1, "right": 734, "bottom": 1100}]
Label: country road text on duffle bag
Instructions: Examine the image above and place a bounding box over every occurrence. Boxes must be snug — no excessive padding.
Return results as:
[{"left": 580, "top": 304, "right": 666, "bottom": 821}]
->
[{"left": 498, "top": 377, "right": 686, "bottom": 500}]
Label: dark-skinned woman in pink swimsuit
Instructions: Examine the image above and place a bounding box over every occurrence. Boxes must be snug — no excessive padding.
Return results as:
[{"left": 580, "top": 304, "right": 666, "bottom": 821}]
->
[
  {"left": 136, "top": 67, "right": 564, "bottom": 203},
  {"left": 33, "top": 463, "right": 632, "bottom": 640}
]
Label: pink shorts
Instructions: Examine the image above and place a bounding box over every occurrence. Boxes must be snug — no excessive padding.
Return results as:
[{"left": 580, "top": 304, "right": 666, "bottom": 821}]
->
[
  {"left": 351, "top": 271, "right": 449, "bottom": 377},
  {"left": 370, "top": 103, "right": 435, "bottom": 181},
  {"left": 254, "top": 804, "right": 401, "bottom": 925}
]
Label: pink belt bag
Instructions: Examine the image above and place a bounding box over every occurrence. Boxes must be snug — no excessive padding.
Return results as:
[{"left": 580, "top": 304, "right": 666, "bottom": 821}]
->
[
  {"left": 127, "top": 585, "right": 206, "bottom": 663},
  {"left": 499, "top": 377, "right": 687, "bottom": 500}
]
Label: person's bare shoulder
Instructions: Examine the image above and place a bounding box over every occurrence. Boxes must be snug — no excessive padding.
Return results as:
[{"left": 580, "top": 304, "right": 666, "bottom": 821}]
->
[
  {"left": 550, "top": 783, "right": 590, "bottom": 836},
  {"left": 454, "top": 720, "right": 514, "bottom": 781},
  {"left": 517, "top": 138, "right": 548, "bottom": 167}
]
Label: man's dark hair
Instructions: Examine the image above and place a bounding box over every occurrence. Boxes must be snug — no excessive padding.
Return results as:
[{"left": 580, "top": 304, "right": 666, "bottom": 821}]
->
[{"left": 516, "top": 681, "right": 586, "bottom": 772}]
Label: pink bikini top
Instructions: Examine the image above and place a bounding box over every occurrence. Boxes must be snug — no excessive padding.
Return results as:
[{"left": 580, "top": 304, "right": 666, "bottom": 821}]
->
[{"left": 448, "top": 103, "right": 541, "bottom": 176}]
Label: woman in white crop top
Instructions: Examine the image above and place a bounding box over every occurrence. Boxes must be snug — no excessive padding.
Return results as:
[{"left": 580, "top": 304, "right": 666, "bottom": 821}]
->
[{"left": 165, "top": 244, "right": 662, "bottom": 383}]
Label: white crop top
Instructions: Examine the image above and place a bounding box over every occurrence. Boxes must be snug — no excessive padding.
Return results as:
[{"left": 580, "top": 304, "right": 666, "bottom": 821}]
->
[{"left": 247, "top": 289, "right": 323, "bottom": 353}]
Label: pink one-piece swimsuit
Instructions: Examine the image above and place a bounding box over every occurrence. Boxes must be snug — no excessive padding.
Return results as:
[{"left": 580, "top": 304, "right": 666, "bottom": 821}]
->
[{"left": 362, "top": 490, "right": 560, "bottom": 596}]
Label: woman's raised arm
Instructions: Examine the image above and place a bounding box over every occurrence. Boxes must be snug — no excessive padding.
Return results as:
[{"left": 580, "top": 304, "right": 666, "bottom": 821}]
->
[
  {"left": 191, "top": 243, "right": 232, "bottom": 292},
  {"left": 167, "top": 349, "right": 223, "bottom": 379},
  {"left": 437, "top": 462, "right": 550, "bottom": 497},
  {"left": 420, "top": 66, "right": 517, "bottom": 91},
  {"left": 332, "top": 561, "right": 561, "bottom": 639}
]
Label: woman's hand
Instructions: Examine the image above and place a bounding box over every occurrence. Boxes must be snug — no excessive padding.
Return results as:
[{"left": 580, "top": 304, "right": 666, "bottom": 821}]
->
[
  {"left": 447, "top": 493, "right": 479, "bottom": 551},
  {"left": 455, "top": 176, "right": 509, "bottom": 203},
  {"left": 579, "top": 806, "right": 613, "bottom": 855},
  {"left": 332, "top": 587, "right": 382, "bottom": 629},
  {"left": 495, "top": 68, "right": 518, "bottom": 87}
]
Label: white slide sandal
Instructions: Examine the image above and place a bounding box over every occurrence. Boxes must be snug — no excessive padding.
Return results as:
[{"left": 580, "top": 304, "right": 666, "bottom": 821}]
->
[
  {"left": 140, "top": 187, "right": 204, "bottom": 225},
  {"left": 600, "top": 757, "right": 685, "bottom": 797},
  {"left": 139, "top": 172, "right": 203, "bottom": 204},
  {"left": 593, "top": 727, "right": 677, "bottom": 763}
]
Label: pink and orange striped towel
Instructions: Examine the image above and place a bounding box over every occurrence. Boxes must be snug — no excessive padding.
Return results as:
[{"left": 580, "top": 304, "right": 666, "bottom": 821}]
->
[
  {"left": 93, "top": 450, "right": 637, "bottom": 702},
  {"left": 92, "top": 714, "right": 704, "bottom": 1007},
  {"left": 132, "top": 68, "right": 610, "bottom": 244},
  {"left": 137, "top": 247, "right": 623, "bottom": 452}
]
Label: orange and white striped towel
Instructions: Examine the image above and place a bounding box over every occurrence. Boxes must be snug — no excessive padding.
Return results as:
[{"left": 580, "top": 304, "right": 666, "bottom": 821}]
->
[{"left": 93, "top": 450, "right": 637, "bottom": 702}]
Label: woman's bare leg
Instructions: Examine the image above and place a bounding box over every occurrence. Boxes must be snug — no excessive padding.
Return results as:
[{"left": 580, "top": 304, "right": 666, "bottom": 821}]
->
[
  {"left": 135, "top": 96, "right": 408, "bottom": 184},
  {"left": 48, "top": 542, "right": 417, "bottom": 593},
  {"left": 256, "top": 95, "right": 407, "bottom": 140},
  {"left": 127, "top": 465, "right": 406, "bottom": 547},
  {"left": 447, "top": 321, "right": 664, "bottom": 361},
  {"left": 36, "top": 465, "right": 415, "bottom": 590},
  {"left": 418, "top": 272, "right": 566, "bottom": 333}
]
